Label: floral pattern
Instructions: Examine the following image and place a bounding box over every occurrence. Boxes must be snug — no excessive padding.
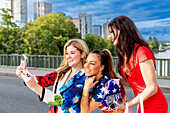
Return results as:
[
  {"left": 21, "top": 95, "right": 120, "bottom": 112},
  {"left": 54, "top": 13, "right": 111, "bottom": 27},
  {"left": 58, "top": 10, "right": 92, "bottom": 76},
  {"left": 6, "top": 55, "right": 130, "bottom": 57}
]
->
[{"left": 59, "top": 70, "right": 87, "bottom": 113}]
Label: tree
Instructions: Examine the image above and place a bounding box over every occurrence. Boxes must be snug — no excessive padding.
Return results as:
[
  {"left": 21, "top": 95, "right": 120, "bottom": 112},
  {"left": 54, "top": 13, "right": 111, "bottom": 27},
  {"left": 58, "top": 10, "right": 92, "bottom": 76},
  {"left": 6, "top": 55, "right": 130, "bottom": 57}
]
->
[
  {"left": 147, "top": 40, "right": 153, "bottom": 49},
  {"left": 159, "top": 42, "right": 167, "bottom": 47},
  {"left": 21, "top": 13, "right": 80, "bottom": 55},
  {"left": 83, "top": 34, "right": 116, "bottom": 56},
  {"left": 104, "top": 39, "right": 116, "bottom": 56},
  {"left": 152, "top": 37, "right": 159, "bottom": 49},
  {"left": 149, "top": 36, "right": 152, "bottom": 41},
  {"left": 0, "top": 8, "right": 21, "bottom": 54}
]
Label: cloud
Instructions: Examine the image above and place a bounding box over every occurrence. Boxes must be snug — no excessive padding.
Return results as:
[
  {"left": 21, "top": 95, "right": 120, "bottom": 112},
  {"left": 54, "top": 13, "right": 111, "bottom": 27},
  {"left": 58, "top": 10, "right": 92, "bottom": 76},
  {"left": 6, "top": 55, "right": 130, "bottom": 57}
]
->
[
  {"left": 1, "top": 0, "right": 170, "bottom": 28},
  {"left": 136, "top": 18, "right": 170, "bottom": 28}
]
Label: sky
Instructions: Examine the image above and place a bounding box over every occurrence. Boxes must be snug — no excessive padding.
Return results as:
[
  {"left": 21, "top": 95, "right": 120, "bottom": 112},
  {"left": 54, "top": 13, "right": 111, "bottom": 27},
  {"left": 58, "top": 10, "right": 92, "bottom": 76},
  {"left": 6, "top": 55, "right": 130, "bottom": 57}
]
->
[
  {"left": 0, "top": 0, "right": 170, "bottom": 41},
  {"left": 25, "top": 0, "right": 170, "bottom": 28}
]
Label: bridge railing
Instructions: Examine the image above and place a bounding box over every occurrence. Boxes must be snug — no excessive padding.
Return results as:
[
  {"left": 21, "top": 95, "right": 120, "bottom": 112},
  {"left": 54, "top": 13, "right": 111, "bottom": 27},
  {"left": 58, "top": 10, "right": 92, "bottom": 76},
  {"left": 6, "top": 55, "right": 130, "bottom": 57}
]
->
[
  {"left": 0, "top": 54, "right": 169, "bottom": 78},
  {"left": 155, "top": 58, "right": 170, "bottom": 78},
  {"left": 0, "top": 54, "right": 63, "bottom": 69}
]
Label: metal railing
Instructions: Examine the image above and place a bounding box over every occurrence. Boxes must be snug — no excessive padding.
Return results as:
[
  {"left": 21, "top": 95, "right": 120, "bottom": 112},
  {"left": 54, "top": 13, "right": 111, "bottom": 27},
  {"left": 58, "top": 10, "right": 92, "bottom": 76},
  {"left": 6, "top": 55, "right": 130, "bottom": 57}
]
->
[
  {"left": 0, "top": 54, "right": 170, "bottom": 78},
  {"left": 155, "top": 58, "right": 170, "bottom": 78},
  {"left": 0, "top": 54, "right": 63, "bottom": 69}
]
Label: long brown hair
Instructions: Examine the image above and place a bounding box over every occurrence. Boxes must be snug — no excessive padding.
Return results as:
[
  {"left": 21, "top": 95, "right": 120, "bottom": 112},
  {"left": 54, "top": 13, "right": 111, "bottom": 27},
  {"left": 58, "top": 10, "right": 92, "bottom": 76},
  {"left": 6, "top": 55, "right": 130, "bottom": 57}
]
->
[
  {"left": 57, "top": 39, "right": 89, "bottom": 81},
  {"left": 108, "top": 16, "right": 154, "bottom": 78}
]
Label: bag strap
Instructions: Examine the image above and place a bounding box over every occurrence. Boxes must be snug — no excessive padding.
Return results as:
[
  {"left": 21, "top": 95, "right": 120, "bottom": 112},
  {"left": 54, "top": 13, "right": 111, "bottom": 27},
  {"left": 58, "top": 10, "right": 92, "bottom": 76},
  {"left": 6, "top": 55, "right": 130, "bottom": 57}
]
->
[
  {"left": 124, "top": 102, "right": 129, "bottom": 113},
  {"left": 138, "top": 93, "right": 144, "bottom": 113}
]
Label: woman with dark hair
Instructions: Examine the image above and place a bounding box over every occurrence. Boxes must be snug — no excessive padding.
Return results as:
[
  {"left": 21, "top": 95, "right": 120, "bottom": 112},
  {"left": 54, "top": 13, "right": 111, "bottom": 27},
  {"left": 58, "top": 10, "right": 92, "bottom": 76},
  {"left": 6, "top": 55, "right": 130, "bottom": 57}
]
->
[
  {"left": 108, "top": 16, "right": 168, "bottom": 113},
  {"left": 81, "top": 49, "right": 125, "bottom": 113}
]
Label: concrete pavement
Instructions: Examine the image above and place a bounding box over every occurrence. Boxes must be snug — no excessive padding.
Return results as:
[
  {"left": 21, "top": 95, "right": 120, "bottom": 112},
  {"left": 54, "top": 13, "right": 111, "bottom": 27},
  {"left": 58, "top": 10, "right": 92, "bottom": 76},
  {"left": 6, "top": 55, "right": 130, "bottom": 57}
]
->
[{"left": 0, "top": 66, "right": 170, "bottom": 93}]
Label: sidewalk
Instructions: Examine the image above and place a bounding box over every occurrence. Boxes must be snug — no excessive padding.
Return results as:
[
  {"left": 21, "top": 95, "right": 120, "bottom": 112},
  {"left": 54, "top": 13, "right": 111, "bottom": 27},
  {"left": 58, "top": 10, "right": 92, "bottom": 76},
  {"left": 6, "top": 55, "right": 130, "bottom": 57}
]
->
[{"left": 0, "top": 66, "right": 170, "bottom": 93}]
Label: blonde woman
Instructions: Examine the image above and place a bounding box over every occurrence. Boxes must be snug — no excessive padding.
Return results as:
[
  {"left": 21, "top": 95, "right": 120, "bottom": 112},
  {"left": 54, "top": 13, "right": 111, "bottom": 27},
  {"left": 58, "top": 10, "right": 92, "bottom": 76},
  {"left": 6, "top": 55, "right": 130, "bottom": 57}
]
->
[{"left": 16, "top": 39, "right": 89, "bottom": 113}]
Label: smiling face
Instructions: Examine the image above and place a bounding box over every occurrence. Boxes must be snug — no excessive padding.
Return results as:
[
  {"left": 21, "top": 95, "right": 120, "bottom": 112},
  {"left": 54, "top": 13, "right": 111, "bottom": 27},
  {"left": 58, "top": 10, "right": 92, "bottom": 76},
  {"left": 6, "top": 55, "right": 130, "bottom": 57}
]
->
[
  {"left": 84, "top": 53, "right": 104, "bottom": 78},
  {"left": 109, "top": 27, "right": 120, "bottom": 46},
  {"left": 66, "top": 45, "right": 83, "bottom": 68}
]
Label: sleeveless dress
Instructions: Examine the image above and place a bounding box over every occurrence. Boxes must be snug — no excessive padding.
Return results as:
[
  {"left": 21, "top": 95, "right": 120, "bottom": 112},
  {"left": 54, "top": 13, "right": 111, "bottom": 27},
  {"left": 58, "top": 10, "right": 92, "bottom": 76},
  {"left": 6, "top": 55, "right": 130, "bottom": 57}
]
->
[{"left": 120, "top": 45, "right": 168, "bottom": 113}]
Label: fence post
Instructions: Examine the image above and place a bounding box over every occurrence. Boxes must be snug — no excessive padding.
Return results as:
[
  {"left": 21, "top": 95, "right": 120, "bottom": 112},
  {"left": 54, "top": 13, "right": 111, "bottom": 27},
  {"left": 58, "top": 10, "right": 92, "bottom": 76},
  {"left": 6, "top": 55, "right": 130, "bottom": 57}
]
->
[
  {"left": 168, "top": 60, "right": 170, "bottom": 77},
  {"left": 159, "top": 60, "right": 162, "bottom": 77},
  {"left": 35, "top": 55, "right": 38, "bottom": 68},
  {"left": 6, "top": 54, "right": 9, "bottom": 66},
  {"left": 44, "top": 56, "right": 47, "bottom": 68}
]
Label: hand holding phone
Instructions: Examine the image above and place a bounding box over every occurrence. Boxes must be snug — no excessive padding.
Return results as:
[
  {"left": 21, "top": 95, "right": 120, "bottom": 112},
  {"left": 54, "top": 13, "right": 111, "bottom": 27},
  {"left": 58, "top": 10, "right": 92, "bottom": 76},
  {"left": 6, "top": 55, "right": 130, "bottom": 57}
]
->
[{"left": 20, "top": 54, "right": 30, "bottom": 77}]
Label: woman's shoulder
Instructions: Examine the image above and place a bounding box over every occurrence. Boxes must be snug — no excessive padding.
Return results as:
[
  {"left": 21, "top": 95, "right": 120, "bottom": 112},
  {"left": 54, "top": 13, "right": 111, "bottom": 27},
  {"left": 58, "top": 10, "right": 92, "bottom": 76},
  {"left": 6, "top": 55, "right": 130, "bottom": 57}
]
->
[
  {"left": 136, "top": 46, "right": 152, "bottom": 56},
  {"left": 135, "top": 45, "right": 155, "bottom": 63},
  {"left": 137, "top": 45, "right": 150, "bottom": 51}
]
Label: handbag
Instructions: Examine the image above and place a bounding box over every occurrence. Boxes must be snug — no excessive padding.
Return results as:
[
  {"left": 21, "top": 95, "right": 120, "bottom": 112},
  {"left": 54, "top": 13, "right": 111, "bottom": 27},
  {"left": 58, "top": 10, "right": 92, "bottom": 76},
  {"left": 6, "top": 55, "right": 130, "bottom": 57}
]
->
[{"left": 124, "top": 93, "right": 143, "bottom": 113}]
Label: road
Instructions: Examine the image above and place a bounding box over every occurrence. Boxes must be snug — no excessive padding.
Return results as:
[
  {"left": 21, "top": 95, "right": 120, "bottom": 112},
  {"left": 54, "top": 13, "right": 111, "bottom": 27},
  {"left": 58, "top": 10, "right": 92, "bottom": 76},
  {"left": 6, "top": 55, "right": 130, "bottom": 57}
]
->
[{"left": 0, "top": 76, "right": 169, "bottom": 113}]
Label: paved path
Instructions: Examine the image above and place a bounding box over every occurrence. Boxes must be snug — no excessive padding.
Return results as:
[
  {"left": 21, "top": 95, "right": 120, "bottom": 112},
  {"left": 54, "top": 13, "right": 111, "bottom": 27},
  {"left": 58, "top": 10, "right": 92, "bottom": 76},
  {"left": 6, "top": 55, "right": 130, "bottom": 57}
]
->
[{"left": 0, "top": 66, "right": 170, "bottom": 93}]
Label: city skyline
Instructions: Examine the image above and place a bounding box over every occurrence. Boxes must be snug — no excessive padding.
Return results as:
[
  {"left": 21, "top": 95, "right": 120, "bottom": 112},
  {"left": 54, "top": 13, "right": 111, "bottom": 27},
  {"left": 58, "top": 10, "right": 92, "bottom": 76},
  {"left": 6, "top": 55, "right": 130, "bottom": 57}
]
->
[
  {"left": 0, "top": 0, "right": 170, "bottom": 42},
  {"left": 27, "top": 0, "right": 170, "bottom": 42},
  {"left": 25, "top": 0, "right": 170, "bottom": 28}
]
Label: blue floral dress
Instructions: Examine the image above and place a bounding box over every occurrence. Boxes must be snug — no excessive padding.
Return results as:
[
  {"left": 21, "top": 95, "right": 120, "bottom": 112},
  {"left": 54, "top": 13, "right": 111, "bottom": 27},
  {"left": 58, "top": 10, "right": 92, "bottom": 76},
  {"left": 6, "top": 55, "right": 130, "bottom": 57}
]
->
[{"left": 59, "top": 70, "right": 89, "bottom": 113}]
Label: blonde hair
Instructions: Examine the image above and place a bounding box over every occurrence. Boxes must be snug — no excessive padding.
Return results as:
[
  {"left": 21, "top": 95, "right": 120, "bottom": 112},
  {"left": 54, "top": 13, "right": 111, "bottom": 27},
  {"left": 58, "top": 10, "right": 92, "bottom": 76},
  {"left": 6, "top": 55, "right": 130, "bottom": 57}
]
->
[{"left": 57, "top": 39, "right": 89, "bottom": 81}]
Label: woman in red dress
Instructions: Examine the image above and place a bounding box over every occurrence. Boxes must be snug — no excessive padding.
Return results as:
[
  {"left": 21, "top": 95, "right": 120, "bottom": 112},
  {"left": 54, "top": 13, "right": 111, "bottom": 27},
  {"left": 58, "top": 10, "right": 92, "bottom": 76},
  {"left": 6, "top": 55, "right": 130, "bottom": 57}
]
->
[{"left": 108, "top": 16, "right": 168, "bottom": 113}]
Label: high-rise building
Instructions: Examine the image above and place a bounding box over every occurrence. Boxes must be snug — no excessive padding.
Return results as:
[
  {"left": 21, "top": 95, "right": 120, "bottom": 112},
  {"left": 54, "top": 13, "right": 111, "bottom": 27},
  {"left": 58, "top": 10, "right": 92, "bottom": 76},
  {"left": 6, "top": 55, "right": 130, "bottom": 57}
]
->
[
  {"left": 78, "top": 13, "right": 92, "bottom": 38},
  {"left": 1, "top": 0, "right": 27, "bottom": 27},
  {"left": 92, "top": 25, "right": 102, "bottom": 37},
  {"left": 72, "top": 18, "right": 79, "bottom": 29},
  {"left": 34, "top": 2, "right": 52, "bottom": 20},
  {"left": 103, "top": 23, "right": 109, "bottom": 39}
]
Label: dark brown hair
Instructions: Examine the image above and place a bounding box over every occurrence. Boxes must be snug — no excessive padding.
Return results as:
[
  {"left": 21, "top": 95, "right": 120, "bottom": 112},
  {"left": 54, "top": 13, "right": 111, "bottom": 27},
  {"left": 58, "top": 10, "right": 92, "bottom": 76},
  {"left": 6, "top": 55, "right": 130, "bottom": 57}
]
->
[
  {"left": 91, "top": 49, "right": 117, "bottom": 78},
  {"left": 91, "top": 49, "right": 125, "bottom": 97},
  {"left": 108, "top": 16, "right": 154, "bottom": 78}
]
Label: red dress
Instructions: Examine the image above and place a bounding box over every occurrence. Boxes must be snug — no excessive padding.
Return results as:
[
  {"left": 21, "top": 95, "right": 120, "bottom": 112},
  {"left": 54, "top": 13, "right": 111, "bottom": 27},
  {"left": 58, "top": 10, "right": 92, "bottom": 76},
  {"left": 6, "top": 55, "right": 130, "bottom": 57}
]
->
[{"left": 120, "top": 45, "right": 168, "bottom": 113}]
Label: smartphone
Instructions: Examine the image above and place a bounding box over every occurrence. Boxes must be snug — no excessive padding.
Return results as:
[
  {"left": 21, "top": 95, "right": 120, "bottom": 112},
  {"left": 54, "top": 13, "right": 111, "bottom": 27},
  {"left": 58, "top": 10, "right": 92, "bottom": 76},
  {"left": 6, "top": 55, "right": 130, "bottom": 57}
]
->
[
  {"left": 20, "top": 54, "right": 30, "bottom": 77},
  {"left": 20, "top": 54, "right": 28, "bottom": 68}
]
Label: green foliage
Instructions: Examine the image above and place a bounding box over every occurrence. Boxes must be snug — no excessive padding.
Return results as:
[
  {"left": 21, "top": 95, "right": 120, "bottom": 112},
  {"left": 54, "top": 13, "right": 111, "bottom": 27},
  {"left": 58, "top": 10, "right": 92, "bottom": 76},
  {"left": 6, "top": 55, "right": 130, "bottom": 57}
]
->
[
  {"left": 152, "top": 37, "right": 159, "bottom": 49},
  {"left": 147, "top": 36, "right": 167, "bottom": 50},
  {"left": 21, "top": 13, "right": 80, "bottom": 55},
  {"left": 147, "top": 40, "right": 154, "bottom": 49},
  {"left": 159, "top": 42, "right": 167, "bottom": 47},
  {"left": 48, "top": 95, "right": 65, "bottom": 107},
  {"left": 83, "top": 34, "right": 116, "bottom": 56},
  {"left": 0, "top": 8, "right": 18, "bottom": 28},
  {"left": 149, "top": 37, "right": 152, "bottom": 41},
  {"left": 0, "top": 8, "right": 21, "bottom": 54}
]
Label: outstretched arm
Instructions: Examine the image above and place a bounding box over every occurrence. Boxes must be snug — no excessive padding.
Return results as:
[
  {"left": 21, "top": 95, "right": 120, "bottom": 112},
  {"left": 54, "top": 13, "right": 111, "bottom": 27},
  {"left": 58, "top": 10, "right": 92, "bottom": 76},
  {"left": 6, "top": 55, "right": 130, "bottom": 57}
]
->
[
  {"left": 20, "top": 68, "right": 43, "bottom": 97},
  {"left": 35, "top": 71, "right": 57, "bottom": 87},
  {"left": 16, "top": 67, "right": 56, "bottom": 103}
]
